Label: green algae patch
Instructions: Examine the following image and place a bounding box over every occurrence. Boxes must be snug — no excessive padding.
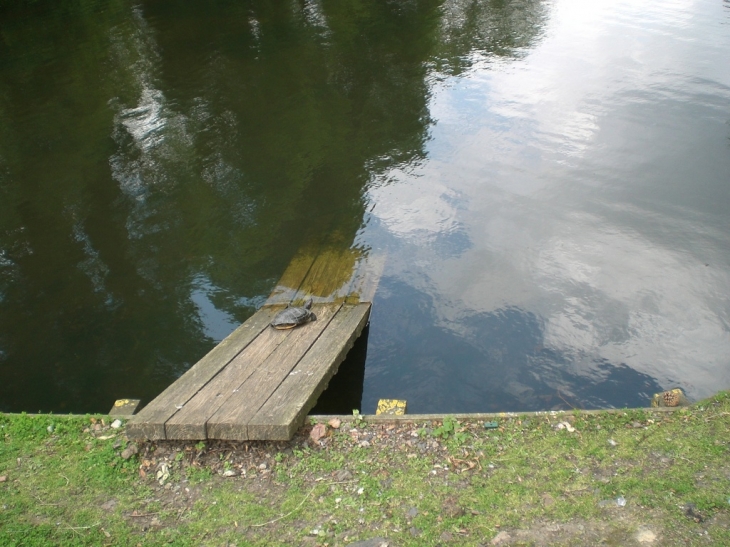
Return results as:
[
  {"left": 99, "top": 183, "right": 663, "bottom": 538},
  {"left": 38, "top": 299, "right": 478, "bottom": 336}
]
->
[{"left": 2, "top": 393, "right": 730, "bottom": 546}]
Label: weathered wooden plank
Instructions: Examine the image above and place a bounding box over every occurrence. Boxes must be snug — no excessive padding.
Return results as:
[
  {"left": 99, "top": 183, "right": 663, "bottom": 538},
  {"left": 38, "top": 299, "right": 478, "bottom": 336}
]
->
[
  {"left": 265, "top": 239, "right": 322, "bottom": 306},
  {"left": 163, "top": 320, "right": 291, "bottom": 440},
  {"left": 345, "top": 252, "right": 386, "bottom": 304},
  {"left": 293, "top": 246, "right": 361, "bottom": 302},
  {"left": 248, "top": 303, "right": 371, "bottom": 440},
  {"left": 206, "top": 304, "right": 342, "bottom": 440},
  {"left": 126, "top": 307, "right": 280, "bottom": 440}
]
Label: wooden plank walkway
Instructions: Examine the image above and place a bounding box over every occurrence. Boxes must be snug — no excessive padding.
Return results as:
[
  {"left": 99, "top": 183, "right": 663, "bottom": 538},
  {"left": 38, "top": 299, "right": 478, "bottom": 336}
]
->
[{"left": 126, "top": 243, "right": 384, "bottom": 441}]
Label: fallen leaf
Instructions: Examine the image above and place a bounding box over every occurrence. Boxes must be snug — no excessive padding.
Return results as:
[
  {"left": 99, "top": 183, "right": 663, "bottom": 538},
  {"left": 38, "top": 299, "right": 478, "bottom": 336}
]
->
[
  {"left": 156, "top": 463, "right": 170, "bottom": 485},
  {"left": 328, "top": 418, "right": 342, "bottom": 429}
]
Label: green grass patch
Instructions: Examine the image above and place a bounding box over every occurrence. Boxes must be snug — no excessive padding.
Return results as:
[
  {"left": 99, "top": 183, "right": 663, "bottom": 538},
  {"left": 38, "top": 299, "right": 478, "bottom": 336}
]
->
[{"left": 1, "top": 394, "right": 730, "bottom": 545}]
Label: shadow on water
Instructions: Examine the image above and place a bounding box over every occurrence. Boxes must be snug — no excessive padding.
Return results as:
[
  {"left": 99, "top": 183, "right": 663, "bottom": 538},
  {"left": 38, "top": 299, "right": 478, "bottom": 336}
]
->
[
  {"left": 310, "top": 325, "right": 370, "bottom": 415},
  {"left": 0, "top": 0, "right": 550, "bottom": 412}
]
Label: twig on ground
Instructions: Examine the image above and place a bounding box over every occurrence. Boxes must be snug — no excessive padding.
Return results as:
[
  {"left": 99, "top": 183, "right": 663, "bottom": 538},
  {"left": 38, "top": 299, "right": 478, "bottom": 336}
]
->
[
  {"left": 128, "top": 512, "right": 159, "bottom": 517},
  {"left": 34, "top": 495, "right": 60, "bottom": 506},
  {"left": 248, "top": 480, "right": 354, "bottom": 528}
]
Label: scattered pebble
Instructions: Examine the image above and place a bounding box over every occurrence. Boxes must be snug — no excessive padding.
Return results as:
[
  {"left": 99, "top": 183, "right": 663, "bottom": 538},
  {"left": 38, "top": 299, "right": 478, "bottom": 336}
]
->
[
  {"left": 608, "top": 439, "right": 618, "bottom": 447},
  {"left": 222, "top": 470, "right": 236, "bottom": 477},
  {"left": 120, "top": 443, "right": 138, "bottom": 460},
  {"left": 310, "top": 423, "right": 327, "bottom": 442},
  {"left": 156, "top": 463, "right": 170, "bottom": 486},
  {"left": 328, "top": 418, "right": 341, "bottom": 429},
  {"left": 0, "top": 476, "right": 7, "bottom": 483},
  {"left": 110, "top": 419, "right": 122, "bottom": 429},
  {"left": 334, "top": 469, "right": 353, "bottom": 481}
]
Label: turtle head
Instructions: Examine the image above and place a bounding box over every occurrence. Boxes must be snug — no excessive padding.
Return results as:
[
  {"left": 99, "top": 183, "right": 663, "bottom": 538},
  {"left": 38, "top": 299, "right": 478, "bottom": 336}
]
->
[{"left": 303, "top": 298, "right": 313, "bottom": 310}]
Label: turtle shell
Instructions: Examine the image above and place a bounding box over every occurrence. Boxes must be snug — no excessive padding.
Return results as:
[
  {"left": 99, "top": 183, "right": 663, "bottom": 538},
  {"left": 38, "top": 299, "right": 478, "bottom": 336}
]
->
[{"left": 270, "top": 299, "right": 317, "bottom": 330}]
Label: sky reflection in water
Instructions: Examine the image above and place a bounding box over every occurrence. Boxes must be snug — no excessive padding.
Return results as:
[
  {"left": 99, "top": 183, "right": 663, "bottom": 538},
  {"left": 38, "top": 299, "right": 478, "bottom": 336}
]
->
[
  {"left": 362, "top": 0, "right": 730, "bottom": 411},
  {"left": 0, "top": 0, "right": 728, "bottom": 413}
]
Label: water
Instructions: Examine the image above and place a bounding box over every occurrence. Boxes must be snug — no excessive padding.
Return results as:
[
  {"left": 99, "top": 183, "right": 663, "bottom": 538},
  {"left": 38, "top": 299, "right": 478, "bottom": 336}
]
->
[{"left": 0, "top": 0, "right": 728, "bottom": 414}]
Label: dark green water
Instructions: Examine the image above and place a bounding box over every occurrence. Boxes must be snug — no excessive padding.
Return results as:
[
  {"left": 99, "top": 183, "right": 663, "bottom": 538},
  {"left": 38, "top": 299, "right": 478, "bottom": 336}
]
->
[{"left": 1, "top": 0, "right": 729, "bottom": 414}]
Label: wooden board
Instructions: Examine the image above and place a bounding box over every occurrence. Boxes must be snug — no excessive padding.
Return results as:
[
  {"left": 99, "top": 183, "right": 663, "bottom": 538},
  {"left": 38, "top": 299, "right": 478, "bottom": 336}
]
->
[
  {"left": 128, "top": 239, "right": 384, "bottom": 442},
  {"left": 247, "top": 303, "right": 371, "bottom": 440},
  {"left": 346, "top": 252, "right": 387, "bottom": 304},
  {"left": 206, "top": 304, "right": 341, "bottom": 439},
  {"left": 126, "top": 307, "right": 279, "bottom": 440},
  {"left": 266, "top": 245, "right": 320, "bottom": 306},
  {"left": 162, "top": 322, "right": 290, "bottom": 439}
]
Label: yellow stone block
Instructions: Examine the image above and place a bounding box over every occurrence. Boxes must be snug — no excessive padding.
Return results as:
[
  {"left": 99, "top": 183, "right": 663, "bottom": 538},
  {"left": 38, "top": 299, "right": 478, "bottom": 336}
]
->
[
  {"left": 109, "top": 398, "right": 141, "bottom": 416},
  {"left": 376, "top": 399, "right": 407, "bottom": 415}
]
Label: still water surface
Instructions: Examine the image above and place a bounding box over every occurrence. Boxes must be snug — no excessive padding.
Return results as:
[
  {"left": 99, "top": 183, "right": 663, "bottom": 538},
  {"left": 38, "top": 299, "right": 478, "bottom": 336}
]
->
[{"left": 1, "top": 0, "right": 729, "bottom": 413}]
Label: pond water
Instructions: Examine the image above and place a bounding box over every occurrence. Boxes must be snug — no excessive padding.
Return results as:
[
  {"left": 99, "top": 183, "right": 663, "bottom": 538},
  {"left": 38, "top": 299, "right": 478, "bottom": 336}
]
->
[{"left": 1, "top": 0, "right": 729, "bottom": 414}]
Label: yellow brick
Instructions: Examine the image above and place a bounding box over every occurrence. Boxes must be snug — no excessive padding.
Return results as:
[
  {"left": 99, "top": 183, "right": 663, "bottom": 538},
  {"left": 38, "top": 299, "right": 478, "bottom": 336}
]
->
[{"left": 376, "top": 399, "right": 407, "bottom": 415}]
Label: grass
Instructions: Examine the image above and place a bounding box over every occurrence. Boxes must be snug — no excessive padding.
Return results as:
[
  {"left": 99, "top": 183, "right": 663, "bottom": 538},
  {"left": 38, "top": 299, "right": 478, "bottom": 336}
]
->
[{"left": 1, "top": 393, "right": 729, "bottom": 546}]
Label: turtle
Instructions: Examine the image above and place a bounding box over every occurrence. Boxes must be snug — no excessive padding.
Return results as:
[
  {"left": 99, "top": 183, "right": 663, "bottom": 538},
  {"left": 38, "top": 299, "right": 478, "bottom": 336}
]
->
[{"left": 270, "top": 298, "right": 317, "bottom": 330}]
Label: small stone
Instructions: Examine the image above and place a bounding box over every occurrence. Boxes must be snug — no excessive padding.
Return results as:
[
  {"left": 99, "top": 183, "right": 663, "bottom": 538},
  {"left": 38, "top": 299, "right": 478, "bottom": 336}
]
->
[
  {"left": 258, "top": 463, "right": 267, "bottom": 470},
  {"left": 47, "top": 425, "right": 54, "bottom": 433},
  {"left": 491, "top": 531, "right": 511, "bottom": 545},
  {"left": 608, "top": 439, "right": 618, "bottom": 447},
  {"left": 0, "top": 476, "right": 7, "bottom": 483},
  {"left": 310, "top": 423, "right": 327, "bottom": 442},
  {"left": 93, "top": 423, "right": 102, "bottom": 432},
  {"left": 439, "top": 531, "right": 453, "bottom": 542},
  {"left": 111, "top": 419, "right": 122, "bottom": 429},
  {"left": 632, "top": 421, "right": 642, "bottom": 428},
  {"left": 222, "top": 470, "right": 236, "bottom": 477},
  {"left": 406, "top": 506, "right": 418, "bottom": 519},
  {"left": 335, "top": 469, "right": 353, "bottom": 481},
  {"left": 328, "top": 418, "right": 342, "bottom": 429},
  {"left": 121, "top": 443, "right": 138, "bottom": 460},
  {"left": 409, "top": 526, "right": 421, "bottom": 537}
]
